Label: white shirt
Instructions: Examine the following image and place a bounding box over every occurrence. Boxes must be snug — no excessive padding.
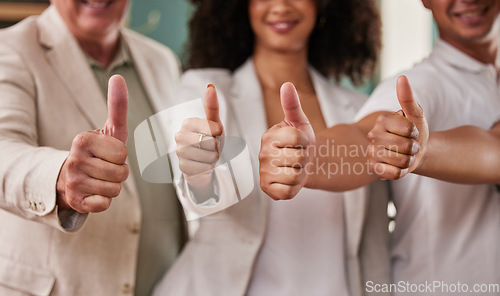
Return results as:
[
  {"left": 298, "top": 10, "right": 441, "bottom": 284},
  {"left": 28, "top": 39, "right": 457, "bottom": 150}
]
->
[
  {"left": 356, "top": 40, "right": 500, "bottom": 295},
  {"left": 247, "top": 189, "right": 349, "bottom": 296},
  {"left": 247, "top": 67, "right": 364, "bottom": 296}
]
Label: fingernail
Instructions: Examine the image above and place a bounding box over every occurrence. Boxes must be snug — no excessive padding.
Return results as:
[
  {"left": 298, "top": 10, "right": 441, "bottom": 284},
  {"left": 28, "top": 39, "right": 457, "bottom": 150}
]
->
[
  {"left": 409, "top": 155, "right": 415, "bottom": 167},
  {"left": 411, "top": 142, "right": 420, "bottom": 155},
  {"left": 411, "top": 126, "right": 419, "bottom": 139},
  {"left": 399, "top": 168, "right": 408, "bottom": 178},
  {"left": 207, "top": 84, "right": 215, "bottom": 89}
]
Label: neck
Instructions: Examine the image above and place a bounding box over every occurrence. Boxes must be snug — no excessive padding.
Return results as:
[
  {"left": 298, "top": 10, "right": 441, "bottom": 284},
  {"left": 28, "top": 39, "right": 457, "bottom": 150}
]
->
[
  {"left": 442, "top": 35, "right": 498, "bottom": 66},
  {"left": 76, "top": 32, "right": 120, "bottom": 68},
  {"left": 253, "top": 46, "right": 314, "bottom": 94}
]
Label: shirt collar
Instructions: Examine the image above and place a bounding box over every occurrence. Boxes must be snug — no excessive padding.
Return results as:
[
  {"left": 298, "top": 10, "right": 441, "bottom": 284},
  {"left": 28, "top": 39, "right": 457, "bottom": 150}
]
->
[
  {"left": 87, "top": 36, "right": 131, "bottom": 70},
  {"left": 431, "top": 39, "right": 497, "bottom": 75}
]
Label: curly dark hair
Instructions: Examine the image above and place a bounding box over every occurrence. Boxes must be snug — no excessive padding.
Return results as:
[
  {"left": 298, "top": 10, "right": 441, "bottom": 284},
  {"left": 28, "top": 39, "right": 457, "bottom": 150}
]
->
[{"left": 185, "top": 0, "right": 381, "bottom": 85}]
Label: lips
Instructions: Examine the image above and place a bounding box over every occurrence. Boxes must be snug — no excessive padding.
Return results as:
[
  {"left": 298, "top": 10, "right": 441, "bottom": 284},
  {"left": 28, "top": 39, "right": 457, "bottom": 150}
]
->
[
  {"left": 80, "top": 0, "right": 112, "bottom": 9},
  {"left": 267, "top": 20, "right": 298, "bottom": 33},
  {"left": 452, "top": 7, "right": 489, "bottom": 24}
]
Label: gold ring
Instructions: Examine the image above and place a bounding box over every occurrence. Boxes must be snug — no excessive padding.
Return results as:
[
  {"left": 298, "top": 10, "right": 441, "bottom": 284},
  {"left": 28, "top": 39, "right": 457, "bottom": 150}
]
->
[{"left": 197, "top": 133, "right": 205, "bottom": 149}]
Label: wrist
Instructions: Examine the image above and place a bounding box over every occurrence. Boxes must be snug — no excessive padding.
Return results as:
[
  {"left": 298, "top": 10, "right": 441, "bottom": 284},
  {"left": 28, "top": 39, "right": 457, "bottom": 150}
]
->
[
  {"left": 56, "top": 161, "right": 71, "bottom": 211},
  {"left": 303, "top": 153, "right": 317, "bottom": 189}
]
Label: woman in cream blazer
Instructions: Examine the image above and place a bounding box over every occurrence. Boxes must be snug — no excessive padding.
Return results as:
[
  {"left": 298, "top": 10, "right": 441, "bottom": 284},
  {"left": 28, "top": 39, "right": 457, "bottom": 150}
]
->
[{"left": 155, "top": 0, "right": 390, "bottom": 295}]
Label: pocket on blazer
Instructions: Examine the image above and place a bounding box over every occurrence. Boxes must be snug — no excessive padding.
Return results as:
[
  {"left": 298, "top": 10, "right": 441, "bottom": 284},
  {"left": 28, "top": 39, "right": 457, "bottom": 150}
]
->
[{"left": 0, "top": 254, "right": 55, "bottom": 296}]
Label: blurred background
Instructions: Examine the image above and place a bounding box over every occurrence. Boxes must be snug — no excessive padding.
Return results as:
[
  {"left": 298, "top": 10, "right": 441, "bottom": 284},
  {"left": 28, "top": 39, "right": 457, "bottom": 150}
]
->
[{"left": 0, "top": 0, "right": 435, "bottom": 92}]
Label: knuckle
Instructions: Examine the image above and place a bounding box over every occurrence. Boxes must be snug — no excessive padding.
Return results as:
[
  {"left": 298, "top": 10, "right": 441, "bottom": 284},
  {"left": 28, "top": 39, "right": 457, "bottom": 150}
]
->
[
  {"left": 289, "top": 130, "right": 303, "bottom": 145},
  {"left": 115, "top": 165, "right": 125, "bottom": 182},
  {"left": 181, "top": 118, "right": 191, "bottom": 129},
  {"left": 258, "top": 151, "right": 265, "bottom": 162},
  {"left": 211, "top": 123, "right": 223, "bottom": 136},
  {"left": 260, "top": 179, "right": 268, "bottom": 192},
  {"left": 94, "top": 200, "right": 111, "bottom": 212},
  {"left": 178, "top": 159, "right": 188, "bottom": 173},
  {"left": 118, "top": 146, "right": 128, "bottom": 162},
  {"left": 102, "top": 202, "right": 112, "bottom": 212},
  {"left": 72, "top": 133, "right": 89, "bottom": 148},
  {"left": 174, "top": 131, "right": 183, "bottom": 144},
  {"left": 175, "top": 146, "right": 185, "bottom": 158},
  {"left": 402, "top": 140, "right": 413, "bottom": 154},
  {"left": 282, "top": 187, "right": 296, "bottom": 200},
  {"left": 66, "top": 197, "right": 80, "bottom": 211},
  {"left": 261, "top": 130, "right": 273, "bottom": 143},
  {"left": 389, "top": 169, "right": 401, "bottom": 180},
  {"left": 258, "top": 150, "right": 270, "bottom": 162},
  {"left": 208, "top": 153, "right": 218, "bottom": 164},
  {"left": 401, "top": 155, "right": 412, "bottom": 168},
  {"left": 377, "top": 114, "right": 390, "bottom": 124},
  {"left": 66, "top": 175, "right": 80, "bottom": 191},
  {"left": 110, "top": 184, "right": 122, "bottom": 197},
  {"left": 404, "top": 123, "right": 416, "bottom": 137},
  {"left": 367, "top": 131, "right": 376, "bottom": 141},
  {"left": 66, "top": 156, "right": 81, "bottom": 171},
  {"left": 120, "top": 165, "right": 129, "bottom": 181}
]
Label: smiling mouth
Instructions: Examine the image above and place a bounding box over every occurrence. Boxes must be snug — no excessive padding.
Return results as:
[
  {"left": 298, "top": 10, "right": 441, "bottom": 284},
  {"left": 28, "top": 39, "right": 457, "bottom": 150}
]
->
[
  {"left": 268, "top": 21, "right": 299, "bottom": 32},
  {"left": 80, "top": 0, "right": 112, "bottom": 9},
  {"left": 453, "top": 7, "right": 488, "bottom": 19}
]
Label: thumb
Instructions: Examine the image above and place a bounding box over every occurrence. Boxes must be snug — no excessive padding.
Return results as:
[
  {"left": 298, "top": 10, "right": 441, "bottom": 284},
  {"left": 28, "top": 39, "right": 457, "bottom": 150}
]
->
[
  {"left": 396, "top": 75, "right": 424, "bottom": 124},
  {"left": 204, "top": 84, "right": 221, "bottom": 124},
  {"left": 103, "top": 75, "right": 128, "bottom": 144},
  {"left": 280, "top": 82, "right": 315, "bottom": 145}
]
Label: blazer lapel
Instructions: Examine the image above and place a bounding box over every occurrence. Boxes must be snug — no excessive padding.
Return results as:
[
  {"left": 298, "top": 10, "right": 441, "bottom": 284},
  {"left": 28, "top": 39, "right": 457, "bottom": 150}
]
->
[
  {"left": 231, "top": 59, "right": 268, "bottom": 158},
  {"left": 310, "top": 68, "right": 353, "bottom": 126},
  {"left": 231, "top": 59, "right": 271, "bottom": 233},
  {"left": 37, "top": 6, "right": 108, "bottom": 131}
]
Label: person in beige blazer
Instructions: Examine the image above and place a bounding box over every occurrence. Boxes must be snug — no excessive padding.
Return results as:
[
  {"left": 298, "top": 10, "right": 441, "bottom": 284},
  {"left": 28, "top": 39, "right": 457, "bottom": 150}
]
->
[{"left": 0, "top": 1, "right": 185, "bottom": 295}]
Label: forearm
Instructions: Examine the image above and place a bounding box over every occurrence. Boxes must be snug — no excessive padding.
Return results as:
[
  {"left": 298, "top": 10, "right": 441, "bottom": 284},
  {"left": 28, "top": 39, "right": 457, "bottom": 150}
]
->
[
  {"left": 415, "top": 125, "right": 500, "bottom": 184},
  {"left": 305, "top": 121, "right": 378, "bottom": 192}
]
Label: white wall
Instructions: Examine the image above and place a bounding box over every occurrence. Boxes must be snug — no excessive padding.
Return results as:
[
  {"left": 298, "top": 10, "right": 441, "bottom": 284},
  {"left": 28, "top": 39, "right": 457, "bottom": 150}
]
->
[{"left": 380, "top": 0, "right": 434, "bottom": 79}]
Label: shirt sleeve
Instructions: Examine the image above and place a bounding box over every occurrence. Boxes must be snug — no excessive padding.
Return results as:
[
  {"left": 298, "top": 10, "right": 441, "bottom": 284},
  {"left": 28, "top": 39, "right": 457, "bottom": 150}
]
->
[{"left": 355, "top": 70, "right": 440, "bottom": 125}]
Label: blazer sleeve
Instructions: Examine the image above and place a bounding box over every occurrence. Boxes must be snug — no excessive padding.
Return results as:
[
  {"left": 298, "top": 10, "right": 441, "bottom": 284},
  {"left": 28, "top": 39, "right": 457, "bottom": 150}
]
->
[{"left": 0, "top": 42, "right": 80, "bottom": 231}]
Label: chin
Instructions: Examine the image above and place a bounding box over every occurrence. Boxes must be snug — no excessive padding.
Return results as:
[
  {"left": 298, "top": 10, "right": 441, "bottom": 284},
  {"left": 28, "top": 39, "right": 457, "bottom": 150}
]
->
[
  {"left": 82, "top": 20, "right": 119, "bottom": 34},
  {"left": 268, "top": 41, "right": 305, "bottom": 53}
]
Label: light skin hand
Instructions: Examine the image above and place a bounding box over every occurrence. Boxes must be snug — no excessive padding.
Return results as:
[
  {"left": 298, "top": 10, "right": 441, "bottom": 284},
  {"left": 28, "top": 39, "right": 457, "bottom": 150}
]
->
[
  {"left": 367, "top": 75, "right": 429, "bottom": 180},
  {"left": 259, "top": 82, "right": 315, "bottom": 200},
  {"left": 174, "top": 85, "right": 224, "bottom": 196},
  {"left": 56, "top": 75, "right": 130, "bottom": 213}
]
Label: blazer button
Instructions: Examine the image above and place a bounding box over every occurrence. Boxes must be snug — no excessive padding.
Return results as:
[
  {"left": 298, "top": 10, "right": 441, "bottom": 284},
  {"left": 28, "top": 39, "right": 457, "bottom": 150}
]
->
[
  {"left": 122, "top": 283, "right": 133, "bottom": 294},
  {"left": 37, "top": 202, "right": 46, "bottom": 212},
  {"left": 29, "top": 201, "right": 37, "bottom": 211}
]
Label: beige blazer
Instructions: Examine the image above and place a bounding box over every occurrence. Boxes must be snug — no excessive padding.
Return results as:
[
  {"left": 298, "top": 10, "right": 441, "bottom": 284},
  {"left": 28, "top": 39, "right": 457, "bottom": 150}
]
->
[
  {"left": 156, "top": 60, "right": 390, "bottom": 296},
  {"left": 0, "top": 6, "right": 180, "bottom": 296}
]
